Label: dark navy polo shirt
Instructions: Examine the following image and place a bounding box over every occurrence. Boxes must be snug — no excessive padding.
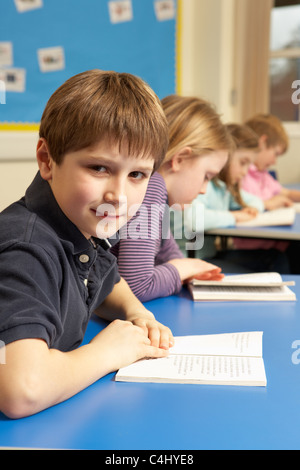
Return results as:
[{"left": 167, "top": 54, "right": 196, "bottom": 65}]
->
[{"left": 0, "top": 172, "right": 120, "bottom": 352}]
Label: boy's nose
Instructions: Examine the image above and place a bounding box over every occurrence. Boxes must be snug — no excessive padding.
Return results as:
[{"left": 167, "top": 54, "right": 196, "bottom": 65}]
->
[
  {"left": 103, "top": 177, "right": 126, "bottom": 205},
  {"left": 104, "top": 192, "right": 127, "bottom": 207}
]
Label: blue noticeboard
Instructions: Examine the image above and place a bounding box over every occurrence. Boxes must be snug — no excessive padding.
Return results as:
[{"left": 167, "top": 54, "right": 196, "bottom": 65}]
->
[{"left": 0, "top": 0, "right": 177, "bottom": 125}]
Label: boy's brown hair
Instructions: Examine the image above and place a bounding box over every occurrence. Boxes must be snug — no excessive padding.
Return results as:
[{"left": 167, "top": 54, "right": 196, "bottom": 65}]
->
[
  {"left": 245, "top": 113, "right": 289, "bottom": 153},
  {"left": 39, "top": 69, "right": 169, "bottom": 171}
]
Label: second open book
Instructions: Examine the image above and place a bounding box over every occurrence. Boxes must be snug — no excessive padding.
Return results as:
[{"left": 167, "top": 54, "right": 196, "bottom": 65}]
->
[
  {"left": 116, "top": 331, "right": 267, "bottom": 387},
  {"left": 189, "top": 272, "right": 296, "bottom": 301},
  {"left": 236, "top": 207, "right": 296, "bottom": 227}
]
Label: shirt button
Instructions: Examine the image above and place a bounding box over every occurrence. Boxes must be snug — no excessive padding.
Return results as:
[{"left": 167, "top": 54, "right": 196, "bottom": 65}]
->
[{"left": 79, "top": 254, "right": 90, "bottom": 263}]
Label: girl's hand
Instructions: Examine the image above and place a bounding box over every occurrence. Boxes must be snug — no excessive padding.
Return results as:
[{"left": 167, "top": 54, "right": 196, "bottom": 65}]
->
[
  {"left": 192, "top": 267, "right": 224, "bottom": 282},
  {"left": 231, "top": 208, "right": 257, "bottom": 223},
  {"left": 243, "top": 207, "right": 259, "bottom": 217},
  {"left": 168, "top": 258, "right": 224, "bottom": 283}
]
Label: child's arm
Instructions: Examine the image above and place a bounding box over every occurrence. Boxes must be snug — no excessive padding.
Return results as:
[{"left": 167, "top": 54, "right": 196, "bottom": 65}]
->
[
  {"left": 229, "top": 189, "right": 264, "bottom": 223},
  {"left": 115, "top": 231, "right": 184, "bottom": 302},
  {"left": 94, "top": 277, "right": 174, "bottom": 350},
  {"left": 0, "top": 318, "right": 168, "bottom": 419},
  {"left": 184, "top": 190, "right": 236, "bottom": 232},
  {"left": 230, "top": 207, "right": 259, "bottom": 223},
  {"left": 264, "top": 193, "right": 294, "bottom": 210},
  {"left": 185, "top": 182, "right": 265, "bottom": 231},
  {"left": 0, "top": 276, "right": 172, "bottom": 419},
  {"left": 280, "top": 187, "right": 300, "bottom": 203}
]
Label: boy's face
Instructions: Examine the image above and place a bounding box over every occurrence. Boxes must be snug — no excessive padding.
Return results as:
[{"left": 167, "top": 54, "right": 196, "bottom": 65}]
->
[
  {"left": 255, "top": 136, "right": 283, "bottom": 171},
  {"left": 44, "top": 141, "right": 155, "bottom": 239}
]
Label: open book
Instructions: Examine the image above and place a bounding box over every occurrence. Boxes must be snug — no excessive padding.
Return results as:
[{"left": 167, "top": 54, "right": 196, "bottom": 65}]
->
[
  {"left": 115, "top": 331, "right": 267, "bottom": 387},
  {"left": 236, "top": 207, "right": 295, "bottom": 227},
  {"left": 189, "top": 272, "right": 296, "bottom": 301}
]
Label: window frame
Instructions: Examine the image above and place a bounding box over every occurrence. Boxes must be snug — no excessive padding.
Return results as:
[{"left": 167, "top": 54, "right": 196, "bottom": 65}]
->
[{"left": 269, "top": 2, "right": 300, "bottom": 129}]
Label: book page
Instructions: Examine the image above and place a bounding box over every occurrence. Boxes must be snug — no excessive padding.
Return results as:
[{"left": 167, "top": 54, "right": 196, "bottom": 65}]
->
[
  {"left": 236, "top": 207, "right": 295, "bottom": 227},
  {"left": 116, "top": 354, "right": 267, "bottom": 386},
  {"left": 190, "top": 284, "right": 296, "bottom": 301},
  {"left": 194, "top": 285, "right": 285, "bottom": 294},
  {"left": 170, "top": 332, "right": 263, "bottom": 357},
  {"left": 168, "top": 354, "right": 266, "bottom": 385}
]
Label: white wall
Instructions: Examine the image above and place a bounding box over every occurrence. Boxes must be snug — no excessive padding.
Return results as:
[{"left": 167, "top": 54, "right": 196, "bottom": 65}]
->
[
  {"left": 277, "top": 124, "right": 300, "bottom": 185},
  {"left": 0, "top": 132, "right": 39, "bottom": 211},
  {"left": 179, "top": 0, "right": 235, "bottom": 121}
]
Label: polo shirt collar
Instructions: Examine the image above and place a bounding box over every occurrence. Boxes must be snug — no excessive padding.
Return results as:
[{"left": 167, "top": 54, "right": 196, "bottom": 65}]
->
[{"left": 25, "top": 172, "right": 119, "bottom": 254}]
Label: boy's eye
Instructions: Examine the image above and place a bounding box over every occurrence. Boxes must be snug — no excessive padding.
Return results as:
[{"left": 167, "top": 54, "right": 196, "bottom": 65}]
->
[
  {"left": 90, "top": 165, "right": 107, "bottom": 173},
  {"left": 129, "top": 171, "right": 146, "bottom": 180}
]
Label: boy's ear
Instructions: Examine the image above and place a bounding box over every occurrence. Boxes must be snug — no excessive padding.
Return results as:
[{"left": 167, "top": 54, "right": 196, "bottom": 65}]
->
[
  {"left": 170, "top": 147, "right": 193, "bottom": 172},
  {"left": 36, "top": 138, "right": 54, "bottom": 181}
]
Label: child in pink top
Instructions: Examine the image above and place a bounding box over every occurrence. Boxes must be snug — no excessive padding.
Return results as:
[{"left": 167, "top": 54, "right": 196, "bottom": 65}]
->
[
  {"left": 241, "top": 114, "right": 300, "bottom": 208},
  {"left": 242, "top": 163, "right": 283, "bottom": 201},
  {"left": 232, "top": 114, "right": 300, "bottom": 273}
]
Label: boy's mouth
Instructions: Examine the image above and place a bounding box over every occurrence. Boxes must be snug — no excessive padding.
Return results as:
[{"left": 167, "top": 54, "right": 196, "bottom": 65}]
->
[{"left": 92, "top": 208, "right": 125, "bottom": 219}]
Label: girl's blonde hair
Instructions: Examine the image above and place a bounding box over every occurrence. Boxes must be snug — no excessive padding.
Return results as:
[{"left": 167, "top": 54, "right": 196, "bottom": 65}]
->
[
  {"left": 39, "top": 69, "right": 169, "bottom": 171},
  {"left": 160, "top": 95, "right": 233, "bottom": 164},
  {"left": 216, "top": 123, "right": 259, "bottom": 207}
]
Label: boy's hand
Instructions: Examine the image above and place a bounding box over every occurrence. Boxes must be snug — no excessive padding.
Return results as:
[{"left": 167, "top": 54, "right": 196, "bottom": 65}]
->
[
  {"left": 94, "top": 277, "right": 174, "bottom": 353},
  {"left": 125, "top": 308, "right": 174, "bottom": 350},
  {"left": 90, "top": 319, "right": 170, "bottom": 373},
  {"left": 130, "top": 314, "right": 174, "bottom": 350}
]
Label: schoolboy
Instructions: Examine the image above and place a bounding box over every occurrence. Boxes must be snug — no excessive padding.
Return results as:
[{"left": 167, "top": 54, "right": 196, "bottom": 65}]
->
[{"left": 0, "top": 70, "right": 173, "bottom": 419}]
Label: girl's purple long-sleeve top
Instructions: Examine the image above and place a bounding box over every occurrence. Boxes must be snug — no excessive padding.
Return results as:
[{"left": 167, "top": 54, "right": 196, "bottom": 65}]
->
[{"left": 110, "top": 172, "right": 183, "bottom": 302}]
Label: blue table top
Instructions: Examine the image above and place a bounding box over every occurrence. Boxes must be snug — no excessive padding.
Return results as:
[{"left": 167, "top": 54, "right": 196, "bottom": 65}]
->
[{"left": 1, "top": 276, "right": 300, "bottom": 450}]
